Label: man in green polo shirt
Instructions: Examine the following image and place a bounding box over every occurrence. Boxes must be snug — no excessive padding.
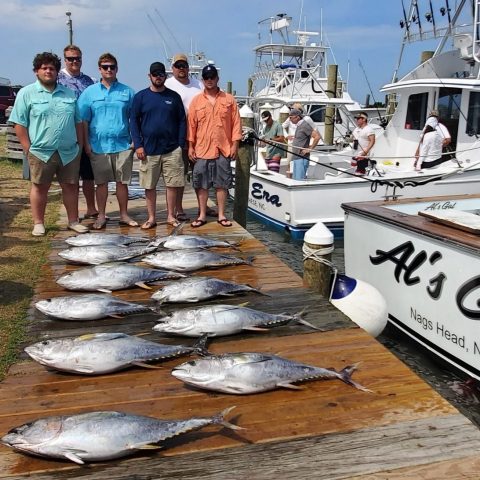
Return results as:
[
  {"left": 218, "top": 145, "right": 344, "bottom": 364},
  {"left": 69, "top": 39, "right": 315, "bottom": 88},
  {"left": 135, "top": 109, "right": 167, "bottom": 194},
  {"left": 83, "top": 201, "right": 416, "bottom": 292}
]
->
[{"left": 9, "top": 52, "right": 88, "bottom": 236}]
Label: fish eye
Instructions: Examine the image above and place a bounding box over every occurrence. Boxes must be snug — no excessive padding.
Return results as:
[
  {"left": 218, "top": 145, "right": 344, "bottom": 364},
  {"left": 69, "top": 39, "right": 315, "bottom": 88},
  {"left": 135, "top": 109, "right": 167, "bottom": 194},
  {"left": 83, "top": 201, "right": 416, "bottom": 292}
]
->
[
  {"left": 41, "top": 340, "right": 49, "bottom": 345},
  {"left": 187, "top": 360, "right": 196, "bottom": 366}
]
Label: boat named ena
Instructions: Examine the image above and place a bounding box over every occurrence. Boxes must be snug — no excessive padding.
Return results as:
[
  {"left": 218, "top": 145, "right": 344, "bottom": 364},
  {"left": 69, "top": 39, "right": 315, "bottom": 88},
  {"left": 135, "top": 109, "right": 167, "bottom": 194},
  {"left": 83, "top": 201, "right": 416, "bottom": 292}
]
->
[
  {"left": 237, "top": 1, "right": 480, "bottom": 239},
  {"left": 343, "top": 193, "right": 480, "bottom": 380}
]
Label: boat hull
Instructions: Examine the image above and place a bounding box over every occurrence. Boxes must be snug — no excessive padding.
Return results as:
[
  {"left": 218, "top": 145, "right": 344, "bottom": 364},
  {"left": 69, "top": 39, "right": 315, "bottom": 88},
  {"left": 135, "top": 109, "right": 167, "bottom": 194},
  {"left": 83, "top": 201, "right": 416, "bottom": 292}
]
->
[
  {"left": 343, "top": 195, "right": 480, "bottom": 380},
  {"left": 234, "top": 167, "right": 480, "bottom": 239}
]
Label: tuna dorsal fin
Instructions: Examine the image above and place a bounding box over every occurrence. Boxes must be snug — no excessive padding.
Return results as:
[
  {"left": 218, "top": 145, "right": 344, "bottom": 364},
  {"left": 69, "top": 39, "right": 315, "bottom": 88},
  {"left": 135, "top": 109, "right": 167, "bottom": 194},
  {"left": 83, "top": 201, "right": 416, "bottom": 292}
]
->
[
  {"left": 128, "top": 442, "right": 164, "bottom": 450},
  {"left": 136, "top": 282, "right": 152, "bottom": 290},
  {"left": 277, "top": 382, "right": 303, "bottom": 390},
  {"left": 131, "top": 361, "right": 162, "bottom": 369}
]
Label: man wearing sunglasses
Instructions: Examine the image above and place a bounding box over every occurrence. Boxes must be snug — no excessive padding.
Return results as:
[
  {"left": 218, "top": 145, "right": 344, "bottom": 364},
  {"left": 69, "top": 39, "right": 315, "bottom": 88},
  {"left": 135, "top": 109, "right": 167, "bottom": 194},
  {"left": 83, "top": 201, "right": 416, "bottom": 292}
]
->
[
  {"left": 78, "top": 53, "right": 136, "bottom": 229},
  {"left": 165, "top": 53, "right": 208, "bottom": 221},
  {"left": 57, "top": 44, "right": 98, "bottom": 221},
  {"left": 130, "top": 62, "right": 186, "bottom": 229},
  {"left": 187, "top": 65, "right": 242, "bottom": 228}
]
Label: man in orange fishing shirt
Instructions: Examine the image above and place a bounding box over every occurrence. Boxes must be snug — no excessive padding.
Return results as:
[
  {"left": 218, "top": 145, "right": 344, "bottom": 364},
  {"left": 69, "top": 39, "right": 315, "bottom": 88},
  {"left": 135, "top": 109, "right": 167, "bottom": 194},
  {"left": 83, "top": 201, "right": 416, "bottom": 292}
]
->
[{"left": 187, "top": 65, "right": 242, "bottom": 228}]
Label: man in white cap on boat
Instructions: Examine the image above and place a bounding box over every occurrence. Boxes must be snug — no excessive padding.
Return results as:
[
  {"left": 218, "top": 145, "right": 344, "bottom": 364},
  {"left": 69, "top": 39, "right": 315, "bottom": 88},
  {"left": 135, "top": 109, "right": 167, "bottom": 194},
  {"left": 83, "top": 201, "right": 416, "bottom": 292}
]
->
[{"left": 351, "top": 111, "right": 375, "bottom": 175}]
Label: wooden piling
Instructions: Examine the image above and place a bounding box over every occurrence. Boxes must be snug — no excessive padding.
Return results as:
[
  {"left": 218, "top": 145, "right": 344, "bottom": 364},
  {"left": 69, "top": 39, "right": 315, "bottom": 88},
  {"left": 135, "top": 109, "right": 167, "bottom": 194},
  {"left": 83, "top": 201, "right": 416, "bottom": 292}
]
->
[
  {"left": 324, "top": 64, "right": 338, "bottom": 145},
  {"left": 233, "top": 104, "right": 254, "bottom": 227}
]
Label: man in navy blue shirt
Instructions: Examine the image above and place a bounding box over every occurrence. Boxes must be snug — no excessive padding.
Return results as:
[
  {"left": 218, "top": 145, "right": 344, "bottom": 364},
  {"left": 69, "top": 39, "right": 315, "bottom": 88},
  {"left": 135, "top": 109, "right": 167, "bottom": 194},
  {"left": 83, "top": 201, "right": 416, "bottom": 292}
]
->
[{"left": 130, "top": 62, "right": 186, "bottom": 229}]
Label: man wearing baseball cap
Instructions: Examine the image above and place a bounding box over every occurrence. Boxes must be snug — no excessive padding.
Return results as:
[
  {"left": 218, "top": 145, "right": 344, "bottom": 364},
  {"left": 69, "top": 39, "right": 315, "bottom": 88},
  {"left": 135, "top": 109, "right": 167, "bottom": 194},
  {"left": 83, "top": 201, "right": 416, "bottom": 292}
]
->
[
  {"left": 351, "top": 111, "right": 375, "bottom": 175},
  {"left": 165, "top": 53, "right": 207, "bottom": 220},
  {"left": 187, "top": 64, "right": 242, "bottom": 227},
  {"left": 130, "top": 61, "right": 186, "bottom": 229}
]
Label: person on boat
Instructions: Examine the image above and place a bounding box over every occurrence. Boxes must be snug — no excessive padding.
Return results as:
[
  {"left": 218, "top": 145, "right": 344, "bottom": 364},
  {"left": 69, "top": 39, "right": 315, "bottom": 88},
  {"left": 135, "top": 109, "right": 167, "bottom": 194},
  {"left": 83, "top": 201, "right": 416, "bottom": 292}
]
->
[
  {"left": 130, "top": 62, "right": 186, "bottom": 229},
  {"left": 78, "top": 53, "right": 136, "bottom": 230},
  {"left": 351, "top": 111, "right": 375, "bottom": 175},
  {"left": 282, "top": 103, "right": 321, "bottom": 176},
  {"left": 57, "top": 44, "right": 98, "bottom": 221},
  {"left": 260, "top": 110, "right": 285, "bottom": 172},
  {"left": 187, "top": 64, "right": 242, "bottom": 228},
  {"left": 289, "top": 108, "right": 321, "bottom": 180},
  {"left": 414, "top": 110, "right": 452, "bottom": 163},
  {"left": 414, "top": 125, "right": 444, "bottom": 170},
  {"left": 165, "top": 53, "right": 212, "bottom": 220},
  {"left": 9, "top": 52, "right": 88, "bottom": 236}
]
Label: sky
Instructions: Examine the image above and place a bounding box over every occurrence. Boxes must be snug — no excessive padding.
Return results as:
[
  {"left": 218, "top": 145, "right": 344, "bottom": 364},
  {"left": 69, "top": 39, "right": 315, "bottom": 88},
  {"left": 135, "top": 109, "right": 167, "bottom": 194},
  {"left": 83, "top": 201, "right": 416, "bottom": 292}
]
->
[{"left": 0, "top": 0, "right": 463, "bottom": 105}]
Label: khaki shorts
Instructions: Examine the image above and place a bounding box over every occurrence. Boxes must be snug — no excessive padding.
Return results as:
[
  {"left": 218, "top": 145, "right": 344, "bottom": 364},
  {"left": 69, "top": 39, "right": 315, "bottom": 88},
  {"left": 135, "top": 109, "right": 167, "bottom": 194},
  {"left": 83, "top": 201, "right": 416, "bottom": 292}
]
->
[
  {"left": 28, "top": 151, "right": 80, "bottom": 185},
  {"left": 90, "top": 150, "right": 134, "bottom": 185},
  {"left": 139, "top": 147, "right": 185, "bottom": 189}
]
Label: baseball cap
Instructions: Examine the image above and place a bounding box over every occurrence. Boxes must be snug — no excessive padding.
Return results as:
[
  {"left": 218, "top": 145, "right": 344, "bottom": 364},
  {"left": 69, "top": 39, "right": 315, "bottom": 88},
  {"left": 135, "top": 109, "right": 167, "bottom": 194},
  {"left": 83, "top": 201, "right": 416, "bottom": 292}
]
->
[
  {"left": 202, "top": 65, "right": 218, "bottom": 78},
  {"left": 289, "top": 108, "right": 303, "bottom": 117},
  {"left": 425, "top": 117, "right": 439, "bottom": 129},
  {"left": 354, "top": 112, "right": 368, "bottom": 120},
  {"left": 428, "top": 109, "right": 439, "bottom": 117},
  {"left": 172, "top": 53, "right": 188, "bottom": 65},
  {"left": 150, "top": 62, "right": 166, "bottom": 75}
]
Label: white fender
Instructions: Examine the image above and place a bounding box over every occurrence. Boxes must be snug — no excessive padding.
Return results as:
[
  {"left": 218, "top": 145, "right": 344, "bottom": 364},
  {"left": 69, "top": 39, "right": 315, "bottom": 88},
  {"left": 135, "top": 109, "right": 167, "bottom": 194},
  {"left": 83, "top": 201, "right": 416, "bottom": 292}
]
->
[{"left": 330, "top": 274, "right": 388, "bottom": 337}]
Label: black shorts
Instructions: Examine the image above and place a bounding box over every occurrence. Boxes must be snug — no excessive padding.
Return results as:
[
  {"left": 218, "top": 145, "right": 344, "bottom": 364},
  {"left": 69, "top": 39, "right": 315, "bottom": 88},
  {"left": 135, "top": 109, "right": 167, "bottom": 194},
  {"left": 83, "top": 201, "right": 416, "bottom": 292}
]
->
[
  {"left": 79, "top": 148, "right": 94, "bottom": 181},
  {"left": 192, "top": 156, "right": 233, "bottom": 190}
]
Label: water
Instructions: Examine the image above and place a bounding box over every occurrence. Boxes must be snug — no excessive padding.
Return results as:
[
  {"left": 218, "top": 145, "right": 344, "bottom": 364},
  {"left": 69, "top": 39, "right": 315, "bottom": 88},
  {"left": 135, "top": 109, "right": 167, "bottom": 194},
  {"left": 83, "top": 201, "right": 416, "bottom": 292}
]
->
[{"left": 243, "top": 210, "right": 480, "bottom": 428}]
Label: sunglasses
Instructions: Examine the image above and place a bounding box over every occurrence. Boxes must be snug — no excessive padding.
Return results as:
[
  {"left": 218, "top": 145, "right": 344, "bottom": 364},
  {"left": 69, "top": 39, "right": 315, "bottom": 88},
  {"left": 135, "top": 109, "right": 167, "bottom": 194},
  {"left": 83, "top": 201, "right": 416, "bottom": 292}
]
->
[
  {"left": 173, "top": 62, "right": 188, "bottom": 69},
  {"left": 65, "top": 56, "right": 81, "bottom": 62},
  {"left": 100, "top": 64, "right": 117, "bottom": 71},
  {"left": 202, "top": 74, "right": 217, "bottom": 80},
  {"left": 151, "top": 72, "right": 166, "bottom": 78}
]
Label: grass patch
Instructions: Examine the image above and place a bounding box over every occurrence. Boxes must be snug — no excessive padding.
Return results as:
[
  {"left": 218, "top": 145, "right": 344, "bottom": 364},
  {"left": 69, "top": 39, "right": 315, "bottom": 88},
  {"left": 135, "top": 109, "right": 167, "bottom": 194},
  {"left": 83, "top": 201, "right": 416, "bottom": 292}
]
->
[{"left": 0, "top": 135, "right": 61, "bottom": 379}]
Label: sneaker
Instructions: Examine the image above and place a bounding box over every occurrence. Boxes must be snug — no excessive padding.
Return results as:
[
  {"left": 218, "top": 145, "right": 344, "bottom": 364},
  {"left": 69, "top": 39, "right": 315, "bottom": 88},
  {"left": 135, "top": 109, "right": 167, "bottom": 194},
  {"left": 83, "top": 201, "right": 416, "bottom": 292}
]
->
[
  {"left": 68, "top": 222, "right": 89, "bottom": 234},
  {"left": 32, "top": 224, "right": 46, "bottom": 237}
]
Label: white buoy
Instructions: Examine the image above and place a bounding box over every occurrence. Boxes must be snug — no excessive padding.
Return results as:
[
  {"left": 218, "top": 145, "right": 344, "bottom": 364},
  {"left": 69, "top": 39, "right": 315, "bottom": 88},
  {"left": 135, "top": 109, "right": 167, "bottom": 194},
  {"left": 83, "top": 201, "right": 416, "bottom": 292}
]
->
[{"left": 330, "top": 274, "right": 388, "bottom": 337}]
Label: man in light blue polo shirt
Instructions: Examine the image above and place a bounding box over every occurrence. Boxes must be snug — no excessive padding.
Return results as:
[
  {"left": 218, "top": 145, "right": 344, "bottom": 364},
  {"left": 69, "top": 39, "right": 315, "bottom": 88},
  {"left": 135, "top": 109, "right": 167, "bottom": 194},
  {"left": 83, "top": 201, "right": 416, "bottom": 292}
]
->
[
  {"left": 78, "top": 52, "right": 136, "bottom": 230},
  {"left": 9, "top": 51, "right": 88, "bottom": 236}
]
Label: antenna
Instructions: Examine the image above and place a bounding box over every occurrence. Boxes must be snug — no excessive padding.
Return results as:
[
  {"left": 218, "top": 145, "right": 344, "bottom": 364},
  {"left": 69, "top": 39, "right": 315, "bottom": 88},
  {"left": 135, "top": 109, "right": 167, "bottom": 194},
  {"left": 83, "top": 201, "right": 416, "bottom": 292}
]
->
[{"left": 146, "top": 13, "right": 170, "bottom": 63}]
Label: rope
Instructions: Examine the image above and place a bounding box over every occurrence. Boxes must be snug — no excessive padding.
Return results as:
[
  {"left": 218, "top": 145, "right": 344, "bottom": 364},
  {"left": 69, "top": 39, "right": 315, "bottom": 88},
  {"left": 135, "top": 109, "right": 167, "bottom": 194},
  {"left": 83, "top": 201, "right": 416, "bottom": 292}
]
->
[{"left": 302, "top": 242, "right": 338, "bottom": 302}]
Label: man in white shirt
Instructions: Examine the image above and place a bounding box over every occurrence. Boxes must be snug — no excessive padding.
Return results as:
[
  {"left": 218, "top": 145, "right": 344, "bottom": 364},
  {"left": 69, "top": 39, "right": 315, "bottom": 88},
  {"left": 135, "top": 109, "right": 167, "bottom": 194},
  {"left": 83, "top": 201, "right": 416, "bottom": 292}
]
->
[
  {"left": 351, "top": 111, "right": 375, "bottom": 175},
  {"left": 166, "top": 54, "right": 215, "bottom": 219}
]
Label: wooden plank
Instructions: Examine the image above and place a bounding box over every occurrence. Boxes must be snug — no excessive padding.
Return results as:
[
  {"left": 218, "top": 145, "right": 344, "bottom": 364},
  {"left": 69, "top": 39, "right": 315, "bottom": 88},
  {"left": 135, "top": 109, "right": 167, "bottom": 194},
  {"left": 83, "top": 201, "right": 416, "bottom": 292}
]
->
[
  {"left": 2, "top": 414, "right": 478, "bottom": 479},
  {"left": 419, "top": 209, "right": 480, "bottom": 234}
]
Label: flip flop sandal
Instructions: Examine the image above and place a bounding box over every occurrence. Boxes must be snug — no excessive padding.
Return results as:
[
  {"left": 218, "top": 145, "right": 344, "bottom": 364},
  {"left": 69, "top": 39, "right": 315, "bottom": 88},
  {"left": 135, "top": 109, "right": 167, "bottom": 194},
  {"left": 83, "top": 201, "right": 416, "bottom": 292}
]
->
[
  {"left": 119, "top": 219, "right": 139, "bottom": 227},
  {"left": 141, "top": 221, "right": 157, "bottom": 230},
  {"left": 191, "top": 219, "right": 207, "bottom": 228},
  {"left": 92, "top": 219, "right": 107, "bottom": 230},
  {"left": 176, "top": 213, "right": 190, "bottom": 222},
  {"left": 217, "top": 218, "right": 233, "bottom": 227}
]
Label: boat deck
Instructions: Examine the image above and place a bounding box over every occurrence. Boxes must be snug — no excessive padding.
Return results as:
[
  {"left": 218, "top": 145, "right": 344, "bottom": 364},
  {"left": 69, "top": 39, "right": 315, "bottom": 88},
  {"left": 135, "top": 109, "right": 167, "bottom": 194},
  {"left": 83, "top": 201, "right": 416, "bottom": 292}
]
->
[{"left": 2, "top": 187, "right": 480, "bottom": 479}]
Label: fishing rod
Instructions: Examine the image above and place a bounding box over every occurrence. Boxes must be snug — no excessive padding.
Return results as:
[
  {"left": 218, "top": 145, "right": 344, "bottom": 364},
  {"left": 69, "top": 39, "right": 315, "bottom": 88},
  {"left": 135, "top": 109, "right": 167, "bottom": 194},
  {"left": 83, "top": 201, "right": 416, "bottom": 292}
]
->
[
  {"left": 358, "top": 60, "right": 388, "bottom": 128},
  {"left": 401, "top": 0, "right": 411, "bottom": 40},
  {"left": 413, "top": 0, "right": 423, "bottom": 39}
]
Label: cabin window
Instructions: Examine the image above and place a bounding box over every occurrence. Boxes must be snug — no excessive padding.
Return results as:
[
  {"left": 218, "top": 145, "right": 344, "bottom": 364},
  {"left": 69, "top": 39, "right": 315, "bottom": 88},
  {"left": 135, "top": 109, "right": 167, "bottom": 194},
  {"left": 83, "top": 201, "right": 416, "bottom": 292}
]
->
[
  {"left": 405, "top": 92, "right": 428, "bottom": 130},
  {"left": 466, "top": 92, "right": 480, "bottom": 136},
  {"left": 309, "top": 104, "right": 326, "bottom": 122}
]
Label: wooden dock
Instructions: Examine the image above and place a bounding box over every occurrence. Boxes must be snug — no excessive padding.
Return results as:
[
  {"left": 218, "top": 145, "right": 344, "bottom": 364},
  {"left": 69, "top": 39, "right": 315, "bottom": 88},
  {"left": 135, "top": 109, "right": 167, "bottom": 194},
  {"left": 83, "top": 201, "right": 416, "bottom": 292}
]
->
[{"left": 2, "top": 187, "right": 480, "bottom": 479}]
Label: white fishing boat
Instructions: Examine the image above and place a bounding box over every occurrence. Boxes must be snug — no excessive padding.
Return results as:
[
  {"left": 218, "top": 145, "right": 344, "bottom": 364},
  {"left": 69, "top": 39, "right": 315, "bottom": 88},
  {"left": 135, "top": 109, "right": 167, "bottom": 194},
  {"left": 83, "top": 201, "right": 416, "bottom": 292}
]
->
[
  {"left": 235, "top": 1, "right": 480, "bottom": 239},
  {"left": 342, "top": 193, "right": 480, "bottom": 380}
]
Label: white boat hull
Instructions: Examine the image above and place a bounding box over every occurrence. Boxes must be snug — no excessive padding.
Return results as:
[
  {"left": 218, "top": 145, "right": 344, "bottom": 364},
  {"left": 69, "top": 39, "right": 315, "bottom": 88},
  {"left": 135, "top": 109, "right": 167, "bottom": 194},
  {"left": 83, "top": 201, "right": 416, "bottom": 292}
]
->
[{"left": 343, "top": 196, "right": 480, "bottom": 380}]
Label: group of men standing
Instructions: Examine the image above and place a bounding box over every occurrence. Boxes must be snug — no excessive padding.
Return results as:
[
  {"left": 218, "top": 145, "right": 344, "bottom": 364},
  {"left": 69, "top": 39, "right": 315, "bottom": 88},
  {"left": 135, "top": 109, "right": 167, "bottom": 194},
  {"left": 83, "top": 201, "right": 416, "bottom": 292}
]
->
[{"left": 9, "top": 46, "right": 241, "bottom": 236}]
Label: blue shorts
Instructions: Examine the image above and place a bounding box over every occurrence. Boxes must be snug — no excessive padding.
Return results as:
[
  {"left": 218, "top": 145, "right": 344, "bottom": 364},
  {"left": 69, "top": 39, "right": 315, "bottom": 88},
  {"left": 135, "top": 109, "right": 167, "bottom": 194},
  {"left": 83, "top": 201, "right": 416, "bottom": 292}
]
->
[
  {"left": 192, "top": 155, "right": 233, "bottom": 189},
  {"left": 292, "top": 157, "right": 309, "bottom": 180}
]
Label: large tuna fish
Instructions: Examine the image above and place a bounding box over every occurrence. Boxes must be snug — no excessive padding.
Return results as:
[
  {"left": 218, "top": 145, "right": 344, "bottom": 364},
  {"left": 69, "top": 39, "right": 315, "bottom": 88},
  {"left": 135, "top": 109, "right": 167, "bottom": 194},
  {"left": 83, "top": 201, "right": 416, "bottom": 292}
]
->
[
  {"left": 153, "top": 304, "right": 317, "bottom": 337},
  {"left": 160, "top": 235, "right": 239, "bottom": 250},
  {"left": 151, "top": 277, "right": 263, "bottom": 304},
  {"left": 57, "top": 262, "right": 185, "bottom": 293},
  {"left": 25, "top": 332, "right": 205, "bottom": 374},
  {"left": 58, "top": 245, "right": 157, "bottom": 265},
  {"left": 172, "top": 353, "right": 372, "bottom": 394},
  {"left": 143, "top": 250, "right": 253, "bottom": 272},
  {"left": 35, "top": 294, "right": 153, "bottom": 321},
  {"left": 65, "top": 233, "right": 150, "bottom": 247},
  {"left": 1, "top": 407, "right": 240, "bottom": 464}
]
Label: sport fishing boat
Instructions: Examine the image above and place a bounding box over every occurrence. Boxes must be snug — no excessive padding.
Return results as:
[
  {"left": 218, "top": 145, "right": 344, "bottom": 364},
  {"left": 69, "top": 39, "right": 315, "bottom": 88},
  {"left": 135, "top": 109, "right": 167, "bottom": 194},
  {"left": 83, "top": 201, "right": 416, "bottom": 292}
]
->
[
  {"left": 235, "top": 1, "right": 480, "bottom": 239},
  {"left": 342, "top": 192, "right": 480, "bottom": 381}
]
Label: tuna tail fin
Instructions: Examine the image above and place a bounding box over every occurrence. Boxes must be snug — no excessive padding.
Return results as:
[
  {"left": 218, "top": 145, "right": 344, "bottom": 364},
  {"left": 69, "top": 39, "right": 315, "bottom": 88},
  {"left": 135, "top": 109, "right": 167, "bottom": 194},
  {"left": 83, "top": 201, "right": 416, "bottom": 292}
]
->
[
  {"left": 192, "top": 334, "right": 211, "bottom": 356},
  {"left": 149, "top": 304, "right": 168, "bottom": 315},
  {"left": 338, "top": 363, "right": 373, "bottom": 393},
  {"left": 212, "top": 406, "right": 244, "bottom": 431},
  {"left": 292, "top": 307, "right": 321, "bottom": 331},
  {"left": 227, "top": 241, "right": 241, "bottom": 251},
  {"left": 244, "top": 256, "right": 255, "bottom": 266},
  {"left": 171, "top": 221, "right": 185, "bottom": 236}
]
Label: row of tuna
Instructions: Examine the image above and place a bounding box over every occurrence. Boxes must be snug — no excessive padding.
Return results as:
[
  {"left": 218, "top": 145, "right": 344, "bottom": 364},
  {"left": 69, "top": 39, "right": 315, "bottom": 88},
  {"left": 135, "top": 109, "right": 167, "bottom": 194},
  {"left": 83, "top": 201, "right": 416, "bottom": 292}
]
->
[{"left": 2, "top": 229, "right": 370, "bottom": 465}]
